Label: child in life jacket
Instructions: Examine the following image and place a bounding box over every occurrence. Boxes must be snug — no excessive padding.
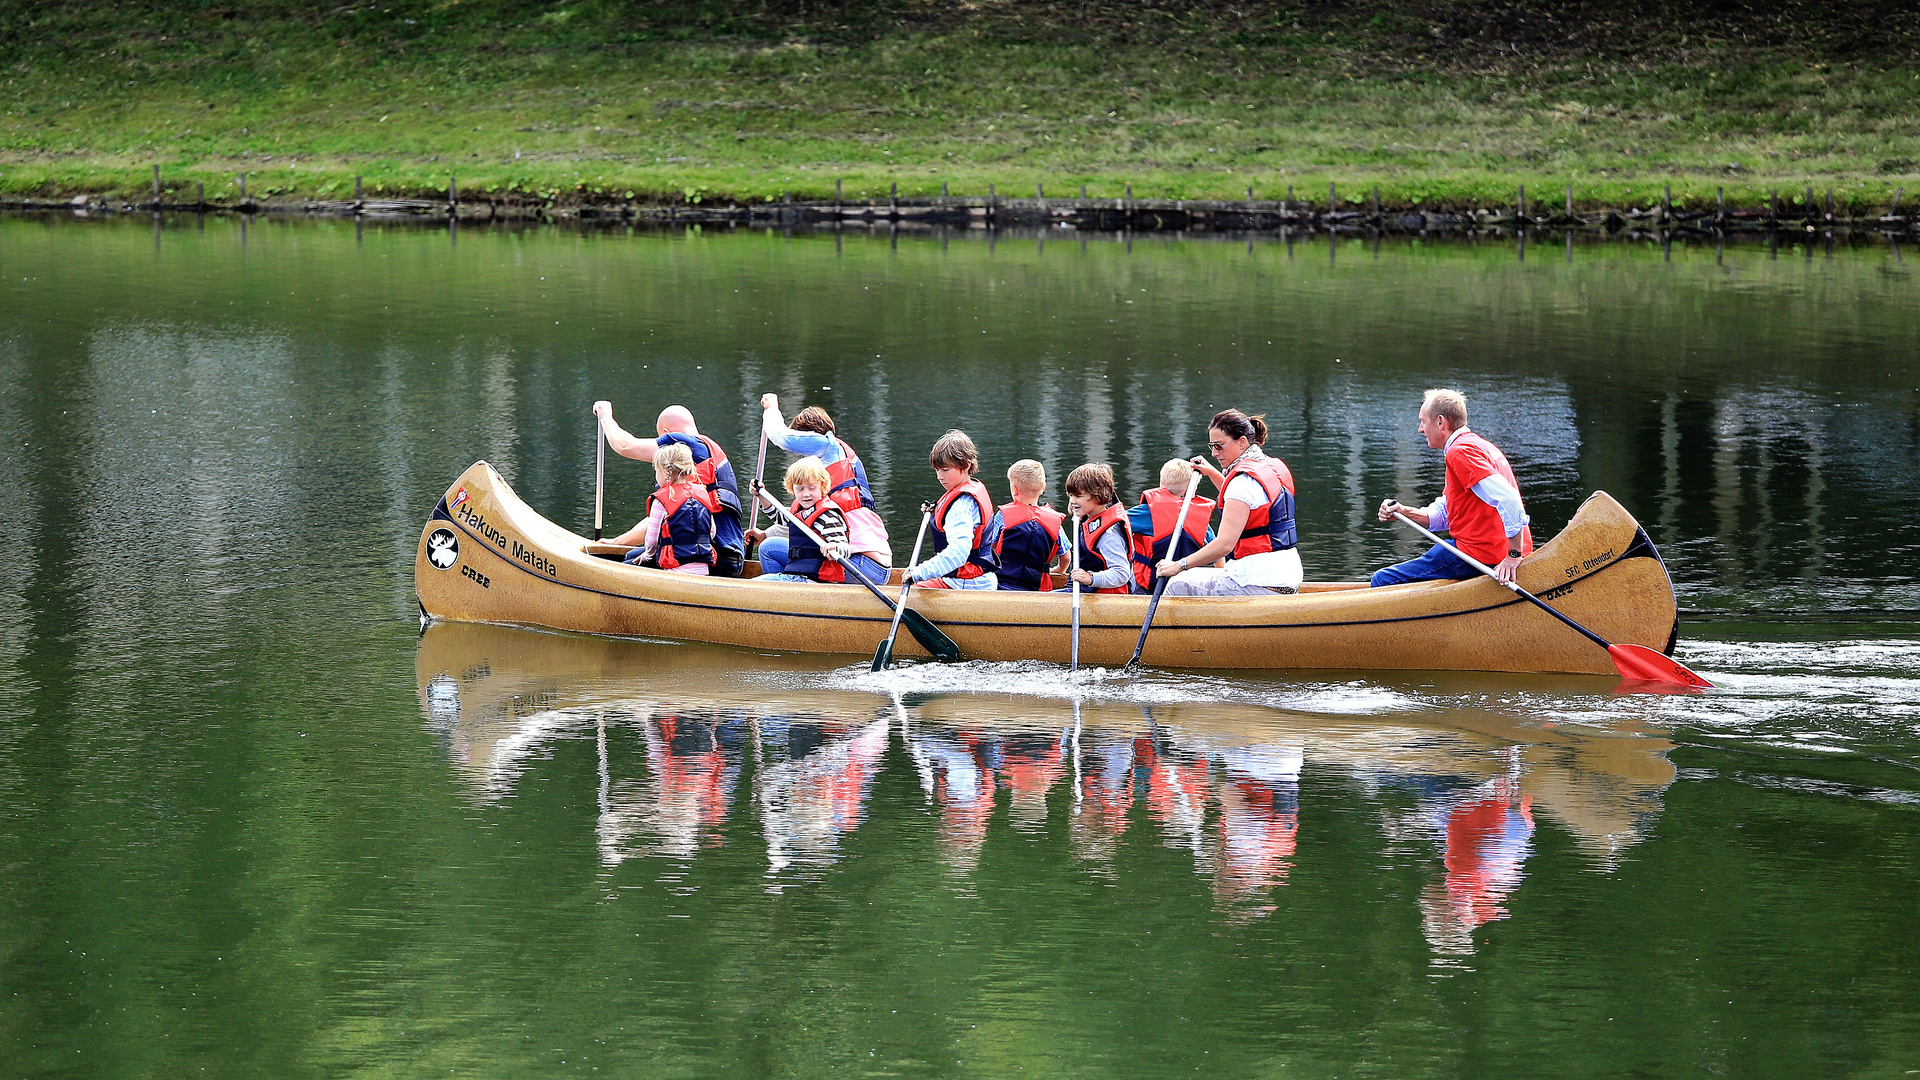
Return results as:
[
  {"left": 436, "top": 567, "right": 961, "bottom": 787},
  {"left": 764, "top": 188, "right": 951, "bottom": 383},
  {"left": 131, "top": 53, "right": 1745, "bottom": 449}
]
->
[
  {"left": 907, "top": 430, "right": 1002, "bottom": 590},
  {"left": 609, "top": 443, "right": 717, "bottom": 573},
  {"left": 755, "top": 457, "right": 890, "bottom": 586},
  {"left": 1129, "top": 458, "right": 1219, "bottom": 592},
  {"left": 995, "top": 458, "right": 1066, "bottom": 591},
  {"left": 1064, "top": 462, "right": 1141, "bottom": 594}
]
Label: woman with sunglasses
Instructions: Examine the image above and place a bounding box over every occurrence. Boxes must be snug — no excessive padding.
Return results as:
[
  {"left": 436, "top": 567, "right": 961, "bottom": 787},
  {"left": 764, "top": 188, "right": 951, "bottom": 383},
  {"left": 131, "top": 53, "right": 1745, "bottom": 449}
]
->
[{"left": 1152, "top": 409, "right": 1302, "bottom": 597}]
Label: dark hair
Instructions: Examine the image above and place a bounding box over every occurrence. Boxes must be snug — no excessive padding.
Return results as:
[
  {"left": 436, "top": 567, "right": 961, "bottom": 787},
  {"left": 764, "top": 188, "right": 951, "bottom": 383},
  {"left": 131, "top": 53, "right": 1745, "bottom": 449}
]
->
[
  {"left": 792, "top": 405, "right": 836, "bottom": 435},
  {"left": 1063, "top": 462, "right": 1117, "bottom": 507},
  {"left": 929, "top": 429, "right": 979, "bottom": 473},
  {"left": 1209, "top": 409, "right": 1268, "bottom": 446}
]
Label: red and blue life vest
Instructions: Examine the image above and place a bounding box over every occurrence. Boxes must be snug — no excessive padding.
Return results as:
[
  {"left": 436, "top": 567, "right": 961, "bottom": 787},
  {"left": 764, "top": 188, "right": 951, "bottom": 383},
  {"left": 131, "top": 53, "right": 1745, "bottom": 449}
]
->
[
  {"left": 823, "top": 437, "right": 877, "bottom": 514},
  {"left": 1076, "top": 503, "right": 1139, "bottom": 595},
  {"left": 781, "top": 501, "right": 848, "bottom": 584},
  {"left": 649, "top": 482, "right": 718, "bottom": 570},
  {"left": 1224, "top": 454, "right": 1297, "bottom": 559},
  {"left": 928, "top": 479, "right": 1002, "bottom": 579},
  {"left": 995, "top": 501, "right": 1064, "bottom": 591},
  {"left": 657, "top": 433, "right": 744, "bottom": 556},
  {"left": 1131, "top": 486, "right": 1217, "bottom": 592}
]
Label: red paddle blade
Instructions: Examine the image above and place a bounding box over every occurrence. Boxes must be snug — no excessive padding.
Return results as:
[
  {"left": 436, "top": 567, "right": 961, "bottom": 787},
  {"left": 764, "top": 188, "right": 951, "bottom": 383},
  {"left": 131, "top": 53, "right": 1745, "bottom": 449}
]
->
[{"left": 1608, "top": 644, "right": 1712, "bottom": 689}]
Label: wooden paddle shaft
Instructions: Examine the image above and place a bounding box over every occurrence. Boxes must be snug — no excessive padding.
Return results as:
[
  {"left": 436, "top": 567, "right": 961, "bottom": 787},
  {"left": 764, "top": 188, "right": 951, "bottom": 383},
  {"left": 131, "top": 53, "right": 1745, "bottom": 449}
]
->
[
  {"left": 1128, "top": 472, "right": 1203, "bottom": 666},
  {"left": 876, "top": 508, "right": 932, "bottom": 666},
  {"left": 593, "top": 414, "right": 605, "bottom": 541},
  {"left": 1391, "top": 511, "right": 1611, "bottom": 652}
]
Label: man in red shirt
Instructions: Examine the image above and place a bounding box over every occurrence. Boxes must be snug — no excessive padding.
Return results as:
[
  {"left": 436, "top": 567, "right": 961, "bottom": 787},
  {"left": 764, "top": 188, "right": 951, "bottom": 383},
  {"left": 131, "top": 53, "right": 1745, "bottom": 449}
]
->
[{"left": 1373, "top": 388, "right": 1533, "bottom": 587}]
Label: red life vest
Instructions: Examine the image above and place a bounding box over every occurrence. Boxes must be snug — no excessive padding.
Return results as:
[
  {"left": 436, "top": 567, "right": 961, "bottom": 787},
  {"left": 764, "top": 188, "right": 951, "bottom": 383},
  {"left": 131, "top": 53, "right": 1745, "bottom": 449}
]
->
[
  {"left": 649, "top": 482, "right": 718, "bottom": 570},
  {"left": 1130, "top": 486, "right": 1217, "bottom": 592},
  {"left": 928, "top": 479, "right": 1001, "bottom": 580},
  {"left": 1441, "top": 430, "right": 1533, "bottom": 567},
  {"left": 1223, "top": 454, "right": 1298, "bottom": 559},
  {"left": 823, "top": 436, "right": 876, "bottom": 514},
  {"left": 1075, "top": 503, "right": 1138, "bottom": 595},
  {"left": 995, "top": 501, "right": 1064, "bottom": 591},
  {"left": 781, "top": 500, "right": 847, "bottom": 583}
]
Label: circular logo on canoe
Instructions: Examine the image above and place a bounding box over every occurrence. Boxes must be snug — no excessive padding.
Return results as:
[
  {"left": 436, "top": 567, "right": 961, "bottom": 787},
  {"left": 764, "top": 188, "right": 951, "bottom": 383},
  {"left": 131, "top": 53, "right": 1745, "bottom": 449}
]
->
[{"left": 426, "top": 528, "right": 459, "bottom": 570}]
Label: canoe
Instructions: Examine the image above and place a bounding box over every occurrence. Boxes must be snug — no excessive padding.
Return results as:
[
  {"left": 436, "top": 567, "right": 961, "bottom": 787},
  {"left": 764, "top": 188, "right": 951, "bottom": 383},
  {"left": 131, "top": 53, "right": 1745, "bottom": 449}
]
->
[{"left": 414, "top": 460, "right": 1682, "bottom": 675}]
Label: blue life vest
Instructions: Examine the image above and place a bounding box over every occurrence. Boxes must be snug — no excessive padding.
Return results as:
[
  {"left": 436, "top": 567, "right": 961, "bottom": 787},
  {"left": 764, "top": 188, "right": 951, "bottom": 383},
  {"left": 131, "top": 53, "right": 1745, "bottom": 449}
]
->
[
  {"left": 781, "top": 501, "right": 848, "bottom": 583},
  {"left": 995, "top": 502, "right": 1063, "bottom": 591},
  {"left": 1075, "top": 503, "right": 1140, "bottom": 594},
  {"left": 657, "top": 432, "right": 744, "bottom": 556},
  {"left": 647, "top": 482, "right": 717, "bottom": 570}
]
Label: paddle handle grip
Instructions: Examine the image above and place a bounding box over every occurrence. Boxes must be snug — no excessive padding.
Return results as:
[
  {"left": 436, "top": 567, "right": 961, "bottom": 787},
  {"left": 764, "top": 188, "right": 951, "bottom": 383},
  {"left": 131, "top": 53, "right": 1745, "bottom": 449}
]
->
[{"left": 1390, "top": 510, "right": 1610, "bottom": 652}]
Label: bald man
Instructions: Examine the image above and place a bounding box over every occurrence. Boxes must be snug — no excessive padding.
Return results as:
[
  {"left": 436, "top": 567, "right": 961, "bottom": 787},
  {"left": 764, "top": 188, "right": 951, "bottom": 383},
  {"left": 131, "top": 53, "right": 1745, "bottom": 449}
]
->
[{"left": 594, "top": 401, "right": 746, "bottom": 576}]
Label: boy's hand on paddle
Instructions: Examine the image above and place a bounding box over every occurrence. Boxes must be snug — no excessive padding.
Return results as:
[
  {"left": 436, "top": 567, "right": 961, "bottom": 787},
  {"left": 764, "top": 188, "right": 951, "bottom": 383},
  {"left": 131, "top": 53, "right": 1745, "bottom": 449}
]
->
[
  {"left": 1069, "top": 568, "right": 1094, "bottom": 587},
  {"left": 745, "top": 528, "right": 767, "bottom": 544}
]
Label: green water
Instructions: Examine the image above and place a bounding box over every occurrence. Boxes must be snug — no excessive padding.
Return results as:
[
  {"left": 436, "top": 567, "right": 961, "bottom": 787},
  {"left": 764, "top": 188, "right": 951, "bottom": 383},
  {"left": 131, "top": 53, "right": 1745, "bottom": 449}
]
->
[{"left": 2, "top": 215, "right": 1918, "bottom": 1078}]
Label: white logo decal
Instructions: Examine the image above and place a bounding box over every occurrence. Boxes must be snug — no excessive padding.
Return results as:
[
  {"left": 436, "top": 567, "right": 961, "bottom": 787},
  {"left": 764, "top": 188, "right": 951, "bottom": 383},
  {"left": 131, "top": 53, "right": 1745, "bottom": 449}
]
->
[{"left": 426, "top": 528, "right": 459, "bottom": 569}]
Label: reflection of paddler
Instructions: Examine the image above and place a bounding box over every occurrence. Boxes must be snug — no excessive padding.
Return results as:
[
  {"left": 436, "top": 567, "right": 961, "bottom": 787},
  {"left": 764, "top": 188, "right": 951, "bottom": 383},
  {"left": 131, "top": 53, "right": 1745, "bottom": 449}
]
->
[
  {"left": 997, "top": 730, "right": 1069, "bottom": 830},
  {"left": 1212, "top": 774, "right": 1299, "bottom": 915},
  {"left": 1069, "top": 733, "right": 1138, "bottom": 864},
  {"left": 756, "top": 719, "right": 890, "bottom": 880},
  {"left": 903, "top": 727, "right": 999, "bottom": 871},
  {"left": 1154, "top": 409, "right": 1303, "bottom": 597},
  {"left": 599, "top": 709, "right": 745, "bottom": 864}
]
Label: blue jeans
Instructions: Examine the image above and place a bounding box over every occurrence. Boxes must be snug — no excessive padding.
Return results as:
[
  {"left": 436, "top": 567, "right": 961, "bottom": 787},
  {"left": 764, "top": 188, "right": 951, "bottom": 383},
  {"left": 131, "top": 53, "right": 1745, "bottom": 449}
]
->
[
  {"left": 761, "top": 552, "right": 888, "bottom": 586},
  {"left": 1371, "top": 542, "right": 1480, "bottom": 587},
  {"left": 757, "top": 535, "right": 789, "bottom": 575}
]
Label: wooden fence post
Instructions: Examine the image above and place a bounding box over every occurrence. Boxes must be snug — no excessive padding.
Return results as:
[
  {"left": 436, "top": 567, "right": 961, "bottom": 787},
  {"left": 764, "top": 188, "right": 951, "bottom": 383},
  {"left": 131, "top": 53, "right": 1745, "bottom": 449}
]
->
[
  {"left": 1566, "top": 183, "right": 1573, "bottom": 219},
  {"left": 152, "top": 165, "right": 161, "bottom": 206}
]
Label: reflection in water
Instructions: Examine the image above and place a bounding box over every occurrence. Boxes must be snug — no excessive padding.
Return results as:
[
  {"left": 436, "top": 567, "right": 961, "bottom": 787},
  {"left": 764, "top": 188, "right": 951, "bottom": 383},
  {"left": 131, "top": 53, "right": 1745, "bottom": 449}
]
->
[
  {"left": 756, "top": 717, "right": 889, "bottom": 889},
  {"left": 417, "top": 622, "right": 1675, "bottom": 951}
]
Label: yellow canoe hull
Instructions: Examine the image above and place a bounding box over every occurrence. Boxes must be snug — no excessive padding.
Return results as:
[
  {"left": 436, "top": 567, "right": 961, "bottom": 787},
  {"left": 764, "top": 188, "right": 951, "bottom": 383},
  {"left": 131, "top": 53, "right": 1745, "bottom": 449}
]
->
[{"left": 414, "top": 461, "right": 1681, "bottom": 675}]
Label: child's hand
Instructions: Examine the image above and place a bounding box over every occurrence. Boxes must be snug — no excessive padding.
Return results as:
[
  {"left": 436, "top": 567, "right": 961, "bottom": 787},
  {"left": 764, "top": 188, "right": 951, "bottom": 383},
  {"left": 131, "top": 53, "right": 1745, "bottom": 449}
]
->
[
  {"left": 824, "top": 541, "right": 852, "bottom": 563},
  {"left": 1070, "top": 569, "right": 1094, "bottom": 587},
  {"left": 745, "top": 528, "right": 767, "bottom": 544}
]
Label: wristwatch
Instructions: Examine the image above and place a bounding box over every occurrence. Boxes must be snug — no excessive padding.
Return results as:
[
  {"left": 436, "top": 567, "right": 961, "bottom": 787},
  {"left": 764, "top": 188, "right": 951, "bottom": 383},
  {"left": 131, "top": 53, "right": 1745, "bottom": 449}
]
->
[{"left": 1508, "top": 548, "right": 1523, "bottom": 559}]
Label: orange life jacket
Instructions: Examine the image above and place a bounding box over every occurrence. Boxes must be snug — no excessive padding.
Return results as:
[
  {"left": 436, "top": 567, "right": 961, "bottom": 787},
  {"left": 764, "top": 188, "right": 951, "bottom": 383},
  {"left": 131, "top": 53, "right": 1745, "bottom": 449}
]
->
[
  {"left": 1131, "top": 486, "right": 1217, "bottom": 591},
  {"left": 649, "top": 482, "right": 719, "bottom": 569},
  {"left": 823, "top": 436, "right": 876, "bottom": 514},
  {"left": 1223, "top": 454, "right": 1297, "bottom": 559},
  {"left": 1075, "top": 503, "right": 1139, "bottom": 595},
  {"left": 929, "top": 479, "right": 1001, "bottom": 579}
]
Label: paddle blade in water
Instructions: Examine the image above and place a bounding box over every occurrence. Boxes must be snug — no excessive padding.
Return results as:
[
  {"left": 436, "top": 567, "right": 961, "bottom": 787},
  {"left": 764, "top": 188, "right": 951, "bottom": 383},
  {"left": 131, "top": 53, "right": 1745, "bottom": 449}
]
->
[
  {"left": 1608, "top": 643, "right": 1712, "bottom": 689},
  {"left": 870, "top": 638, "right": 892, "bottom": 672},
  {"left": 902, "top": 610, "right": 962, "bottom": 663}
]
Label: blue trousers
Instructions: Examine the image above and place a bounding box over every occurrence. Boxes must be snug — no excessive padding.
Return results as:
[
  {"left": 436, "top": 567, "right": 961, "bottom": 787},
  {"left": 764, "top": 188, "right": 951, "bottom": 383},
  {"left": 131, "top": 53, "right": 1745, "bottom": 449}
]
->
[
  {"left": 1370, "top": 542, "right": 1480, "bottom": 587},
  {"left": 757, "top": 535, "right": 789, "bottom": 575},
  {"left": 760, "top": 552, "right": 888, "bottom": 586}
]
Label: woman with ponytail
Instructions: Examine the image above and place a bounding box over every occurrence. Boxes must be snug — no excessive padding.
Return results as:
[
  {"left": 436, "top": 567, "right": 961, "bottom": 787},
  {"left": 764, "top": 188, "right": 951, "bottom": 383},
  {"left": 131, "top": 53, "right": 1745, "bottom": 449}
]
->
[{"left": 1153, "top": 409, "right": 1303, "bottom": 597}]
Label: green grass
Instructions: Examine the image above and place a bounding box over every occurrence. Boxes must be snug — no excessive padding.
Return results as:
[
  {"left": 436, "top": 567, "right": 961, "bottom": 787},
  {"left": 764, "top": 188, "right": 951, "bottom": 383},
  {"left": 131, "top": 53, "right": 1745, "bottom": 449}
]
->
[{"left": 3, "top": 0, "right": 1919, "bottom": 211}]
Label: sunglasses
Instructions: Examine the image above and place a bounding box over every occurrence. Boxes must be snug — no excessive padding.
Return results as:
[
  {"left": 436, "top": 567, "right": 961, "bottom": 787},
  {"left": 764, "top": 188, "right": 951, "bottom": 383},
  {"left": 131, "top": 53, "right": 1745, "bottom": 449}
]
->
[{"left": 1208, "top": 439, "right": 1233, "bottom": 452}]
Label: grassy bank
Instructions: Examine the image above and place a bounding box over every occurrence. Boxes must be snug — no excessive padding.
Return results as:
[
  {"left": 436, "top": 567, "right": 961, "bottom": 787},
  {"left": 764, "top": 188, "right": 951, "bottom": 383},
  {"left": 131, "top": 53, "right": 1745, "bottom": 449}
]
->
[{"left": 3, "top": 0, "right": 1919, "bottom": 212}]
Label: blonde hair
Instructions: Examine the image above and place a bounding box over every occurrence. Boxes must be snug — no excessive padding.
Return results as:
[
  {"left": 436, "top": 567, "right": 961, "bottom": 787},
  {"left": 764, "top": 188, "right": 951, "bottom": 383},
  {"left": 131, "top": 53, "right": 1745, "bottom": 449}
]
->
[
  {"left": 1064, "top": 462, "right": 1117, "bottom": 507},
  {"left": 783, "top": 455, "right": 831, "bottom": 495},
  {"left": 1422, "top": 388, "right": 1468, "bottom": 429},
  {"left": 653, "top": 443, "right": 696, "bottom": 484},
  {"left": 929, "top": 429, "right": 979, "bottom": 473},
  {"left": 1007, "top": 459, "right": 1047, "bottom": 495},
  {"left": 1158, "top": 458, "right": 1195, "bottom": 492}
]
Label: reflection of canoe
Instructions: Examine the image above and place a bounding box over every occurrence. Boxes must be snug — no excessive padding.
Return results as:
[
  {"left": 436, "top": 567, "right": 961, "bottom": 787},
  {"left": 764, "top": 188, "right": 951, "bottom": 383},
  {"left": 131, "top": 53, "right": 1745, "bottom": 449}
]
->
[
  {"left": 414, "top": 620, "right": 1674, "bottom": 857},
  {"left": 415, "top": 461, "right": 1680, "bottom": 675}
]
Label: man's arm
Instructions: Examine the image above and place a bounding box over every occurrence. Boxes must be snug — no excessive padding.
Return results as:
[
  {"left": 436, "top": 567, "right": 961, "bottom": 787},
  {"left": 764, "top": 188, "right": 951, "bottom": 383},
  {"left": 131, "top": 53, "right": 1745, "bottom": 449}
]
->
[{"left": 593, "top": 401, "right": 657, "bottom": 462}]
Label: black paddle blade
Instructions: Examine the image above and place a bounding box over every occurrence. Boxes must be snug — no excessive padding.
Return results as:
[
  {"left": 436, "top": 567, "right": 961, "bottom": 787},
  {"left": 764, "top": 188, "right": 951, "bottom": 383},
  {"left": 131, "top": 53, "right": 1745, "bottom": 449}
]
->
[
  {"left": 901, "top": 609, "right": 962, "bottom": 663},
  {"left": 870, "top": 637, "right": 893, "bottom": 672}
]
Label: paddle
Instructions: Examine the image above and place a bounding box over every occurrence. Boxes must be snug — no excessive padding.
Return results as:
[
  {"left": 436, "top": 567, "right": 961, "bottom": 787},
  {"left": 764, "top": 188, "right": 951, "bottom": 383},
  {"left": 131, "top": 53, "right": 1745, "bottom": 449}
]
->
[
  {"left": 749, "top": 482, "right": 962, "bottom": 663},
  {"left": 592, "top": 409, "right": 606, "bottom": 541},
  {"left": 1389, "top": 510, "right": 1711, "bottom": 688},
  {"left": 1069, "top": 514, "right": 1083, "bottom": 674},
  {"left": 745, "top": 425, "right": 768, "bottom": 548},
  {"left": 1126, "top": 471, "right": 1203, "bottom": 669},
  {"left": 872, "top": 504, "right": 935, "bottom": 671}
]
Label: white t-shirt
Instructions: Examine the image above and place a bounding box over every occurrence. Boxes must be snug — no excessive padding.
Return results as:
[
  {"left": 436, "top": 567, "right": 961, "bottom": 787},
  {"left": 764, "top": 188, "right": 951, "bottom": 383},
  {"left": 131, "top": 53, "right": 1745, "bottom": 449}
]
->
[{"left": 1222, "top": 473, "right": 1303, "bottom": 589}]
